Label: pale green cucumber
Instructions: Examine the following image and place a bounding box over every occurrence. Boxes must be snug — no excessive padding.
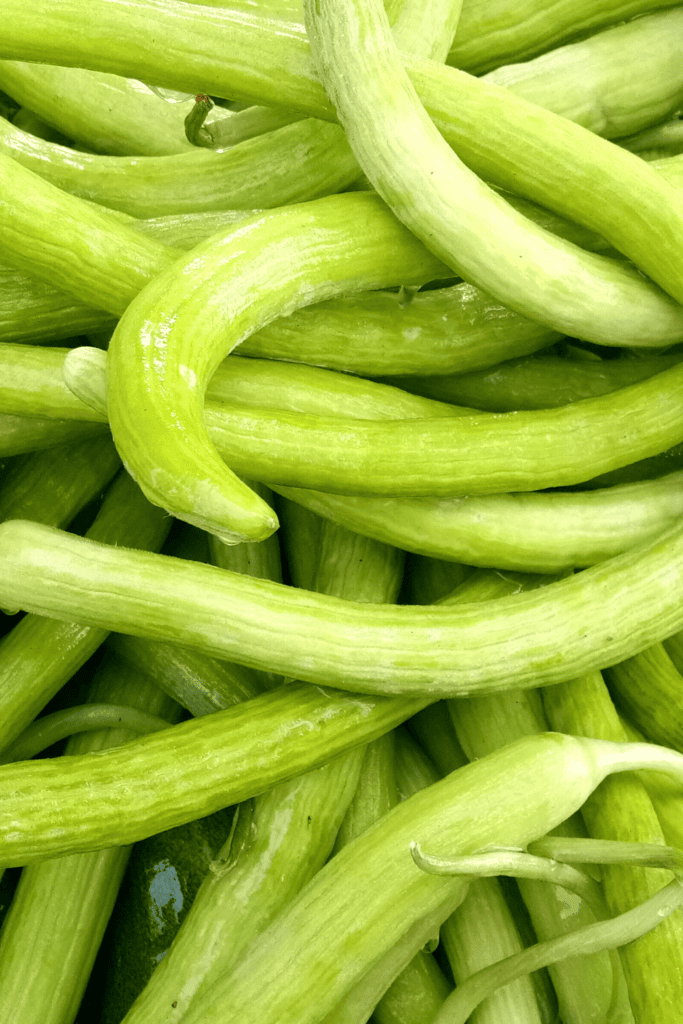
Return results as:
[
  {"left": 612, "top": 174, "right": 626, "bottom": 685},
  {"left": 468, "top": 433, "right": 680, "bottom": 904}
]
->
[
  {"left": 385, "top": 354, "right": 682, "bottom": 412},
  {"left": 542, "top": 671, "right": 683, "bottom": 1023},
  {"left": 0, "top": 61, "right": 198, "bottom": 155},
  {"left": 481, "top": 10, "right": 683, "bottom": 139},
  {"left": 6, "top": 515, "right": 683, "bottom": 700},
  {"left": 448, "top": 0, "right": 683, "bottom": 73},
  {"left": 200, "top": 372, "right": 683, "bottom": 494},
  {"left": 0, "top": 0, "right": 459, "bottom": 218},
  {"left": 7, "top": 0, "right": 683, "bottom": 330},
  {"left": 239, "top": 280, "right": 559, "bottom": 374},
  {"left": 394, "top": 728, "right": 544, "bottom": 1024},
  {"left": 328, "top": 728, "right": 452, "bottom": 1024},
  {"left": 444, "top": 571, "right": 620, "bottom": 1024},
  {"left": 275, "top": 470, "right": 683, "bottom": 573},
  {"left": 0, "top": 152, "right": 179, "bottom": 316},
  {"left": 121, "top": 499, "right": 400, "bottom": 1024},
  {"left": 0, "top": 677, "right": 428, "bottom": 866},
  {"left": 0, "top": 115, "right": 360, "bottom": 217},
  {"left": 107, "top": 190, "right": 683, "bottom": 540},
  {"left": 59, "top": 345, "right": 466, "bottom": 424},
  {"left": 390, "top": 0, "right": 463, "bottom": 63},
  {"left": 105, "top": 193, "right": 449, "bottom": 544},
  {"left": 172, "top": 734, "right": 679, "bottom": 1024},
  {"left": 0, "top": 258, "right": 559, "bottom": 371},
  {"left": 0, "top": 472, "right": 170, "bottom": 754},
  {"left": 203, "top": 355, "right": 466, "bottom": 420},
  {"left": 303, "top": 0, "right": 683, "bottom": 340}
]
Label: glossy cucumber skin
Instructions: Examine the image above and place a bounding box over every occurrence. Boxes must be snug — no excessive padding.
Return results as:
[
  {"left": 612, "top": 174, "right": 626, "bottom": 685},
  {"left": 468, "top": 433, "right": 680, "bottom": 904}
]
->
[
  {"left": 203, "top": 357, "right": 683, "bottom": 494},
  {"left": 98, "top": 809, "right": 234, "bottom": 1024},
  {"left": 106, "top": 193, "right": 448, "bottom": 544}
]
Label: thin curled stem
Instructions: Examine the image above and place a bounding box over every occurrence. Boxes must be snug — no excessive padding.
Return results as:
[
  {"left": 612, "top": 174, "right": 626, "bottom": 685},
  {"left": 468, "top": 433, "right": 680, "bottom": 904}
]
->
[
  {"left": 409, "top": 842, "right": 605, "bottom": 917},
  {"left": 430, "top": 879, "right": 683, "bottom": 1024}
]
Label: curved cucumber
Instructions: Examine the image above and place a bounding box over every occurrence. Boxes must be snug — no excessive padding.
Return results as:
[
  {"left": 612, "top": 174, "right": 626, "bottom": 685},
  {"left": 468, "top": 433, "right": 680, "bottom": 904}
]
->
[
  {"left": 107, "top": 191, "right": 683, "bottom": 542},
  {"left": 303, "top": 0, "right": 683, "bottom": 343},
  {"left": 106, "top": 193, "right": 448, "bottom": 544}
]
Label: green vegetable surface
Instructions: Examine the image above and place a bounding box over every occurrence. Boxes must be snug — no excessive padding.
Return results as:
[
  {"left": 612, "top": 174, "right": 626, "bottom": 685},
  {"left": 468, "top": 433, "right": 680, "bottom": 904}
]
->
[{"left": 2, "top": 3, "right": 683, "bottom": 1022}]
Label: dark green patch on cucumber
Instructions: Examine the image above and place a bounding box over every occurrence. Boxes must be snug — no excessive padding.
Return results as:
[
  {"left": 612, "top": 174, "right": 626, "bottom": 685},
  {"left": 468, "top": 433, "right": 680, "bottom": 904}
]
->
[{"left": 83, "top": 806, "right": 234, "bottom": 1024}]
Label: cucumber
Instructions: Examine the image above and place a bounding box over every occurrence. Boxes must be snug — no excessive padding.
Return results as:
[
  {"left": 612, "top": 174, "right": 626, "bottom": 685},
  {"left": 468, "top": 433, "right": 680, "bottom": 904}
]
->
[{"left": 97, "top": 808, "right": 234, "bottom": 1024}]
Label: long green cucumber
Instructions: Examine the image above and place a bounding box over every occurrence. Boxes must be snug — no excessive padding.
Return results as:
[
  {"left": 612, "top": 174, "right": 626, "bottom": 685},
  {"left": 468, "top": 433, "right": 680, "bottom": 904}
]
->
[
  {"left": 275, "top": 470, "right": 683, "bottom": 573},
  {"left": 0, "top": 681, "right": 429, "bottom": 866},
  {"left": 385, "top": 354, "right": 683, "bottom": 412},
  {"left": 105, "top": 193, "right": 449, "bottom": 543},
  {"left": 0, "top": 61, "right": 198, "bottom": 155},
  {"left": 324, "top": 732, "right": 452, "bottom": 1024},
  {"left": 481, "top": 10, "right": 683, "bottom": 139},
  {"left": 393, "top": 730, "right": 542, "bottom": 1024},
  {"left": 106, "top": 193, "right": 683, "bottom": 541},
  {"left": 0, "top": 659, "right": 180, "bottom": 1024},
  {"left": 5, "top": 516, "right": 683, "bottom": 699},
  {"left": 304, "top": 0, "right": 683, "bottom": 342},
  {"left": 444, "top": 571, "right": 621, "bottom": 1024},
  {"left": 0, "top": 152, "right": 179, "bottom": 316},
  {"left": 12, "top": 344, "right": 463, "bottom": 423},
  {"left": 200, "top": 370, "right": 683, "bottom": 494},
  {"left": 173, "top": 734, "right": 681, "bottom": 1024},
  {"left": 122, "top": 506, "right": 399, "bottom": 1024},
  {"left": 7, "top": 0, "right": 683, "bottom": 324},
  {"left": 0, "top": 258, "right": 558, "bottom": 371},
  {"left": 448, "top": 0, "right": 683, "bottom": 73},
  {"left": 0, "top": 0, "right": 459, "bottom": 215},
  {"left": 0, "top": 115, "right": 360, "bottom": 217}
]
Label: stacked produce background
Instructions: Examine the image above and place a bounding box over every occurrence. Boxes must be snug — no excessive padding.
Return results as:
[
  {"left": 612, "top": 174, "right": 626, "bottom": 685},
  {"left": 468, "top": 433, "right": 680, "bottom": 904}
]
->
[{"left": 1, "top": 0, "right": 683, "bottom": 1021}]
